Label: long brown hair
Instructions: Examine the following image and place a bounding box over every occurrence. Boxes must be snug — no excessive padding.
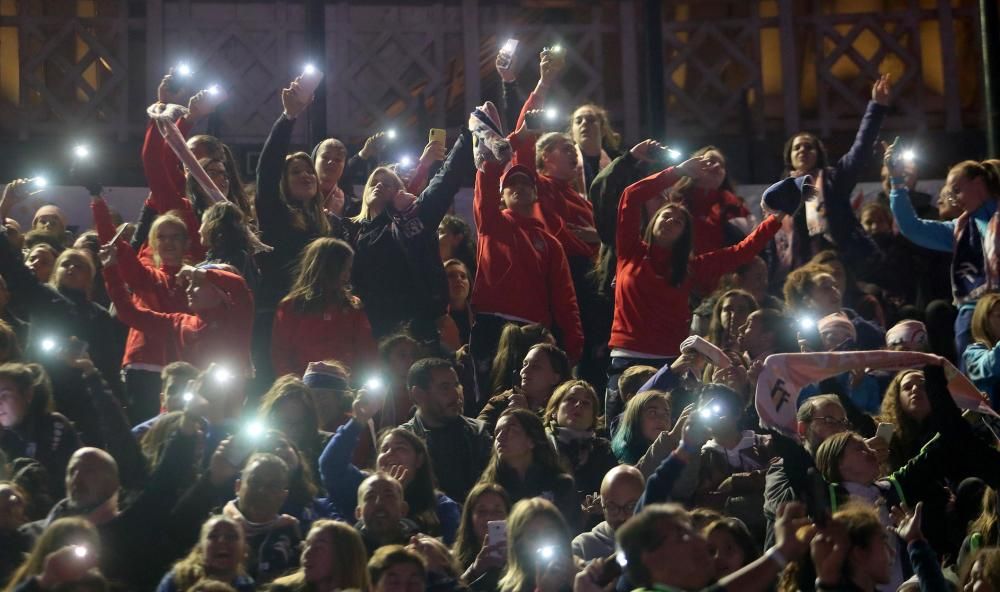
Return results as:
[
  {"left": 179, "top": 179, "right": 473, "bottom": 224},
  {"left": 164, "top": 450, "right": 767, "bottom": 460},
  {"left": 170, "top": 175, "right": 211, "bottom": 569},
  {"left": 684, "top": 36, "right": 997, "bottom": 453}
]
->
[
  {"left": 281, "top": 152, "right": 331, "bottom": 235},
  {"left": 281, "top": 237, "right": 357, "bottom": 314},
  {"left": 707, "top": 289, "right": 758, "bottom": 348},
  {"left": 643, "top": 202, "right": 693, "bottom": 287},
  {"left": 670, "top": 146, "right": 735, "bottom": 199},
  {"left": 879, "top": 369, "right": 927, "bottom": 470},
  {"left": 968, "top": 487, "right": 1000, "bottom": 548},
  {"left": 478, "top": 408, "right": 566, "bottom": 486},
  {"left": 569, "top": 103, "right": 622, "bottom": 152},
  {"left": 490, "top": 323, "right": 554, "bottom": 395},
  {"left": 452, "top": 483, "right": 512, "bottom": 570},
  {"left": 187, "top": 135, "right": 255, "bottom": 224},
  {"left": 498, "top": 498, "right": 573, "bottom": 592}
]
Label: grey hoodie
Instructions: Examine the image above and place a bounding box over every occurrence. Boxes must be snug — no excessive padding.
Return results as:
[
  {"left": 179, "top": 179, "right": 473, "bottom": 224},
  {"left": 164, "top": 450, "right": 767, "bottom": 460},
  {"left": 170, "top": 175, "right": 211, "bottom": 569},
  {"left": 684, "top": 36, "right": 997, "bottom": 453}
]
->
[{"left": 571, "top": 520, "right": 615, "bottom": 562}]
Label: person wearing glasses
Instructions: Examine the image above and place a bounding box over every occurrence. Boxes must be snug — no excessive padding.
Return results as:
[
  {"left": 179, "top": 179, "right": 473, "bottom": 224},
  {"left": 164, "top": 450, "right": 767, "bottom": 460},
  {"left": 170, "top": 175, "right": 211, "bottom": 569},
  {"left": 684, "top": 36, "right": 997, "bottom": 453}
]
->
[
  {"left": 571, "top": 464, "right": 644, "bottom": 563},
  {"left": 761, "top": 393, "right": 885, "bottom": 548},
  {"left": 886, "top": 144, "right": 1000, "bottom": 366}
]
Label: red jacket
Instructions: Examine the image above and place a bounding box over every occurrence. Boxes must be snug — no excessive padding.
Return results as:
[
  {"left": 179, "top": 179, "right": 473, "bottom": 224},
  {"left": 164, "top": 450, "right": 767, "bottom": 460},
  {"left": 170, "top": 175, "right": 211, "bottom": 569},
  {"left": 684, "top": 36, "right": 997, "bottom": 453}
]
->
[
  {"left": 512, "top": 92, "right": 599, "bottom": 261},
  {"left": 471, "top": 160, "right": 583, "bottom": 362},
  {"left": 611, "top": 168, "right": 781, "bottom": 356},
  {"left": 141, "top": 118, "right": 205, "bottom": 261},
  {"left": 104, "top": 265, "right": 254, "bottom": 375},
  {"left": 270, "top": 298, "right": 377, "bottom": 377},
  {"left": 684, "top": 187, "right": 751, "bottom": 255},
  {"left": 92, "top": 199, "right": 189, "bottom": 368}
]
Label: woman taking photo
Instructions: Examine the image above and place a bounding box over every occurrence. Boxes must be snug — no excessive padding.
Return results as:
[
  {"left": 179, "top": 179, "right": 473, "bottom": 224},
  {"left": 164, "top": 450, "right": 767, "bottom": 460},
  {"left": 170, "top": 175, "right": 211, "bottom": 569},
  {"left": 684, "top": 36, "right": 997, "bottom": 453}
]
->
[
  {"left": 607, "top": 156, "right": 787, "bottom": 418},
  {"left": 269, "top": 520, "right": 370, "bottom": 592},
  {"left": 156, "top": 515, "right": 254, "bottom": 592},
  {"left": 668, "top": 146, "right": 750, "bottom": 255},
  {"left": 542, "top": 380, "right": 617, "bottom": 497},
  {"left": 2, "top": 517, "right": 101, "bottom": 592},
  {"left": 477, "top": 408, "right": 579, "bottom": 528},
  {"left": 887, "top": 142, "right": 1000, "bottom": 363},
  {"left": 320, "top": 394, "right": 460, "bottom": 544},
  {"left": 782, "top": 262, "right": 885, "bottom": 350},
  {"left": 271, "top": 237, "right": 376, "bottom": 378},
  {"left": 497, "top": 497, "right": 576, "bottom": 592},
  {"left": 453, "top": 483, "right": 511, "bottom": 590},
  {"left": 478, "top": 344, "right": 570, "bottom": 433}
]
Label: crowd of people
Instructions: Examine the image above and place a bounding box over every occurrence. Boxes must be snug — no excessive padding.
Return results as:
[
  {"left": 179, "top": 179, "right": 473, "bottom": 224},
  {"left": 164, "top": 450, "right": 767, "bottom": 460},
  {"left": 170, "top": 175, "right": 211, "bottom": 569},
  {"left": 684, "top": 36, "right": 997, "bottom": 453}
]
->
[{"left": 1, "top": 43, "right": 1000, "bottom": 592}]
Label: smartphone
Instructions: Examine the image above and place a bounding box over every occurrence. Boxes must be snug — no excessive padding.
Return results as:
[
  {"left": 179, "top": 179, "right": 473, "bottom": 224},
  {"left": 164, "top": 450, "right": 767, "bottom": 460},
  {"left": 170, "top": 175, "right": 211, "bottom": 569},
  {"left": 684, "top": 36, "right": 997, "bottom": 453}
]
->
[
  {"left": 224, "top": 422, "right": 264, "bottom": 466},
  {"left": 803, "top": 468, "right": 830, "bottom": 527},
  {"left": 497, "top": 39, "right": 519, "bottom": 69},
  {"left": 487, "top": 520, "right": 507, "bottom": 546},
  {"left": 202, "top": 85, "right": 229, "bottom": 109},
  {"left": 875, "top": 422, "right": 895, "bottom": 443},
  {"left": 299, "top": 66, "right": 324, "bottom": 96},
  {"left": 429, "top": 128, "right": 447, "bottom": 145},
  {"left": 63, "top": 338, "right": 89, "bottom": 359},
  {"left": 109, "top": 222, "right": 131, "bottom": 246}
]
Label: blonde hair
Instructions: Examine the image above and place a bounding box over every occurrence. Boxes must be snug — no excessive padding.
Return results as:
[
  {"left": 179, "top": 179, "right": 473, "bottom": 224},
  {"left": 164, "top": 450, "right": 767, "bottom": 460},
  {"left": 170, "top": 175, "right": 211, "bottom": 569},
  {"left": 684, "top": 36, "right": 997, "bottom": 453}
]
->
[
  {"left": 3, "top": 517, "right": 99, "bottom": 592},
  {"left": 148, "top": 211, "right": 190, "bottom": 266},
  {"left": 498, "top": 498, "right": 572, "bottom": 592},
  {"left": 353, "top": 166, "right": 405, "bottom": 223},
  {"left": 271, "top": 520, "right": 371, "bottom": 590},
  {"left": 971, "top": 293, "right": 1000, "bottom": 348},
  {"left": 167, "top": 516, "right": 247, "bottom": 592}
]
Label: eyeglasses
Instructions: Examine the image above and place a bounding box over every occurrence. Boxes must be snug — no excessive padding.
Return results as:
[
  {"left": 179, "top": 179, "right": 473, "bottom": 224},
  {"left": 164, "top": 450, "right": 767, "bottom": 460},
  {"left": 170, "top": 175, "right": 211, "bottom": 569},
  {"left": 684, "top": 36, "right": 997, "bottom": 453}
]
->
[
  {"left": 602, "top": 499, "right": 639, "bottom": 516},
  {"left": 808, "top": 416, "right": 851, "bottom": 429}
]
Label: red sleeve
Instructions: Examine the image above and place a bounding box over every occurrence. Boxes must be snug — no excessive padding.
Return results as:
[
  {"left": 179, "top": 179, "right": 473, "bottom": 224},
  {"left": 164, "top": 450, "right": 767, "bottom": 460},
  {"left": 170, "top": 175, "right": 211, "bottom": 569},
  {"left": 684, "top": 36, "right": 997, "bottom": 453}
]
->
[
  {"left": 102, "top": 266, "right": 173, "bottom": 334},
  {"left": 205, "top": 269, "right": 254, "bottom": 323},
  {"left": 90, "top": 198, "right": 116, "bottom": 243},
  {"left": 115, "top": 240, "right": 159, "bottom": 295},
  {"left": 508, "top": 128, "right": 540, "bottom": 174},
  {"left": 270, "top": 302, "right": 295, "bottom": 377},
  {"left": 690, "top": 215, "right": 782, "bottom": 293},
  {"left": 142, "top": 120, "right": 188, "bottom": 215},
  {"left": 474, "top": 161, "right": 506, "bottom": 236},
  {"left": 548, "top": 238, "right": 583, "bottom": 363},
  {"left": 616, "top": 167, "right": 682, "bottom": 261},
  {"left": 514, "top": 90, "right": 545, "bottom": 136},
  {"left": 405, "top": 160, "right": 432, "bottom": 195}
]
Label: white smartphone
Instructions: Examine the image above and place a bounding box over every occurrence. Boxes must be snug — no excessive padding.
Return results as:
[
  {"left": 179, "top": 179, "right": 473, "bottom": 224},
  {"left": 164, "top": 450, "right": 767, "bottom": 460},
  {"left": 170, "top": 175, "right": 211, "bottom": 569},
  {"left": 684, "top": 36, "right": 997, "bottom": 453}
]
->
[
  {"left": 875, "top": 422, "right": 895, "bottom": 443},
  {"left": 497, "top": 39, "right": 519, "bottom": 69},
  {"left": 487, "top": 520, "right": 507, "bottom": 546}
]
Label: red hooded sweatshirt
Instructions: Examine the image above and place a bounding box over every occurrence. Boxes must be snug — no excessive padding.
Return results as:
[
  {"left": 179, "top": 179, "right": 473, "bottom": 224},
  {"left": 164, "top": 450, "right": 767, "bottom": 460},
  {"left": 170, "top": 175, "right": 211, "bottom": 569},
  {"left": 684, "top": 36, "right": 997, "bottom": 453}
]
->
[
  {"left": 611, "top": 168, "right": 781, "bottom": 357},
  {"left": 104, "top": 264, "right": 254, "bottom": 375},
  {"left": 471, "top": 160, "right": 583, "bottom": 362},
  {"left": 271, "top": 298, "right": 378, "bottom": 378},
  {"left": 511, "top": 91, "right": 599, "bottom": 261}
]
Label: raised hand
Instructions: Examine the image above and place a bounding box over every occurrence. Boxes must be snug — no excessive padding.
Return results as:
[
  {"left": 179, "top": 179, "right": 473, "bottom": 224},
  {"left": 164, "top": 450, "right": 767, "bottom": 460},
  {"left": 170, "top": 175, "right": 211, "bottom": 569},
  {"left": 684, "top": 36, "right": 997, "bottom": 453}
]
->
[
  {"left": 676, "top": 155, "right": 712, "bottom": 180},
  {"left": 38, "top": 545, "right": 98, "bottom": 590},
  {"left": 157, "top": 70, "right": 186, "bottom": 105},
  {"left": 352, "top": 388, "right": 385, "bottom": 423},
  {"left": 629, "top": 139, "right": 664, "bottom": 163},
  {"left": 891, "top": 502, "right": 925, "bottom": 544},
  {"left": 883, "top": 137, "right": 905, "bottom": 179},
  {"left": 810, "top": 520, "right": 850, "bottom": 586},
  {"left": 538, "top": 48, "right": 566, "bottom": 89},
  {"left": 98, "top": 244, "right": 117, "bottom": 268},
  {"left": 208, "top": 437, "right": 241, "bottom": 486},
  {"left": 0, "top": 179, "right": 31, "bottom": 220},
  {"left": 187, "top": 90, "right": 215, "bottom": 121},
  {"left": 774, "top": 501, "right": 813, "bottom": 561},
  {"left": 567, "top": 223, "right": 600, "bottom": 244},
  {"left": 386, "top": 463, "right": 409, "bottom": 484},
  {"left": 496, "top": 50, "right": 517, "bottom": 83},
  {"left": 359, "top": 131, "right": 388, "bottom": 160},
  {"left": 872, "top": 73, "right": 892, "bottom": 106},
  {"left": 281, "top": 77, "right": 313, "bottom": 120},
  {"left": 419, "top": 140, "right": 447, "bottom": 166}
]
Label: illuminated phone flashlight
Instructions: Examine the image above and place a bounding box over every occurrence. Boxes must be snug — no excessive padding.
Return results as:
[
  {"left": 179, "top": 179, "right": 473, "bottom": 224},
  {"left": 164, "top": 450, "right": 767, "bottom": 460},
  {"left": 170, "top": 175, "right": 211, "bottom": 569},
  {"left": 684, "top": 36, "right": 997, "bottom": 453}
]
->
[
  {"left": 245, "top": 420, "right": 265, "bottom": 439},
  {"left": 213, "top": 366, "right": 233, "bottom": 384},
  {"left": 544, "top": 107, "right": 559, "bottom": 122},
  {"left": 303, "top": 63, "right": 317, "bottom": 76},
  {"left": 550, "top": 44, "right": 563, "bottom": 53},
  {"left": 73, "top": 144, "right": 91, "bottom": 159},
  {"left": 182, "top": 392, "right": 194, "bottom": 404},
  {"left": 386, "top": 129, "right": 398, "bottom": 140},
  {"left": 536, "top": 545, "right": 556, "bottom": 560},
  {"left": 667, "top": 148, "right": 682, "bottom": 162},
  {"left": 502, "top": 39, "right": 517, "bottom": 53},
  {"left": 901, "top": 149, "right": 916, "bottom": 163},
  {"left": 33, "top": 176, "right": 48, "bottom": 188},
  {"left": 72, "top": 545, "right": 88, "bottom": 559},
  {"left": 176, "top": 62, "right": 193, "bottom": 77},
  {"left": 365, "top": 377, "right": 384, "bottom": 392},
  {"left": 399, "top": 154, "right": 413, "bottom": 168},
  {"left": 797, "top": 315, "right": 816, "bottom": 331},
  {"left": 206, "top": 84, "right": 222, "bottom": 96},
  {"left": 40, "top": 337, "right": 57, "bottom": 353}
]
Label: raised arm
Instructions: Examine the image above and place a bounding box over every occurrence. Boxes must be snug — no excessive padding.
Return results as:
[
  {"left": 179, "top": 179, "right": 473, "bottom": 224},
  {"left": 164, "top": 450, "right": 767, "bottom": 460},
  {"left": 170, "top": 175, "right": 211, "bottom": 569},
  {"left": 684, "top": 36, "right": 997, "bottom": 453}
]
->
[
  {"left": 101, "top": 257, "right": 174, "bottom": 335},
  {"left": 589, "top": 143, "right": 656, "bottom": 246},
  {"left": 473, "top": 159, "right": 506, "bottom": 236},
  {"left": 616, "top": 167, "right": 683, "bottom": 261},
  {"left": 691, "top": 215, "right": 783, "bottom": 287},
  {"left": 884, "top": 141, "right": 955, "bottom": 252},
  {"left": 828, "top": 75, "right": 891, "bottom": 196},
  {"left": 256, "top": 77, "right": 313, "bottom": 238},
  {"left": 90, "top": 195, "right": 117, "bottom": 243},
  {"left": 513, "top": 47, "right": 564, "bottom": 133},
  {"left": 416, "top": 129, "right": 473, "bottom": 229}
]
